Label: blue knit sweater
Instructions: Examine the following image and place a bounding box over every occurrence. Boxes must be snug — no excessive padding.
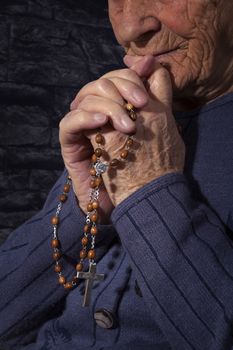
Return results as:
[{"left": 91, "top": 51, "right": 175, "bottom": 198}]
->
[{"left": 0, "top": 93, "right": 233, "bottom": 350}]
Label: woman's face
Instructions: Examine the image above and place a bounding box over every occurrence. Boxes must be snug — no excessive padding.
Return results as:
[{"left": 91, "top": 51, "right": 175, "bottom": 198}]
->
[{"left": 108, "top": 0, "right": 233, "bottom": 105}]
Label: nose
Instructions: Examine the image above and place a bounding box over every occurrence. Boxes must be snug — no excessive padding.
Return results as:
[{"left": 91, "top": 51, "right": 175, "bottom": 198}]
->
[{"left": 109, "top": 0, "right": 161, "bottom": 45}]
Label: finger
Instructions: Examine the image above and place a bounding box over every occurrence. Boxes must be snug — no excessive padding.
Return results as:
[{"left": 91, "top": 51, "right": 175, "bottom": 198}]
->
[
  {"left": 125, "top": 54, "right": 172, "bottom": 107},
  {"left": 146, "top": 67, "right": 173, "bottom": 107},
  {"left": 102, "top": 68, "right": 146, "bottom": 91},
  {"left": 78, "top": 95, "right": 136, "bottom": 134},
  {"left": 70, "top": 69, "right": 148, "bottom": 110},
  {"left": 123, "top": 54, "right": 142, "bottom": 67},
  {"left": 72, "top": 77, "right": 148, "bottom": 111},
  {"left": 107, "top": 77, "right": 148, "bottom": 106},
  {"left": 71, "top": 78, "right": 123, "bottom": 111},
  {"left": 70, "top": 78, "right": 122, "bottom": 111},
  {"left": 124, "top": 54, "right": 155, "bottom": 78},
  {"left": 59, "top": 110, "right": 108, "bottom": 146}
]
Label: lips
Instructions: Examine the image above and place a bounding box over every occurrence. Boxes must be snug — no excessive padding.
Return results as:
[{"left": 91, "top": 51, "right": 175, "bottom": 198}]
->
[
  {"left": 124, "top": 47, "right": 180, "bottom": 67},
  {"left": 153, "top": 47, "right": 179, "bottom": 57}
]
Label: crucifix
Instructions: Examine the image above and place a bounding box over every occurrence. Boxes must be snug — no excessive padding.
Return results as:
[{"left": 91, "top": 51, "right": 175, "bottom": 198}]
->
[{"left": 77, "top": 263, "right": 105, "bottom": 307}]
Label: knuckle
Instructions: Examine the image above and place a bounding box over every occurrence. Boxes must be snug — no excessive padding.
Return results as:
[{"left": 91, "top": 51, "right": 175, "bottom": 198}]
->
[
  {"left": 76, "top": 112, "right": 86, "bottom": 124},
  {"left": 59, "top": 110, "right": 83, "bottom": 131},
  {"left": 80, "top": 80, "right": 97, "bottom": 92},
  {"left": 97, "top": 77, "right": 113, "bottom": 91},
  {"left": 103, "top": 68, "right": 139, "bottom": 82},
  {"left": 102, "top": 69, "right": 118, "bottom": 78},
  {"left": 78, "top": 95, "right": 93, "bottom": 107},
  {"left": 123, "top": 68, "right": 138, "bottom": 80},
  {"left": 75, "top": 80, "right": 97, "bottom": 100},
  {"left": 59, "top": 113, "right": 69, "bottom": 131}
]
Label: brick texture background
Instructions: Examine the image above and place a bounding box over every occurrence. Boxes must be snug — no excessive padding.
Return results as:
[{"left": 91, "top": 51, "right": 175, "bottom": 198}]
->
[{"left": 0, "top": 0, "right": 124, "bottom": 244}]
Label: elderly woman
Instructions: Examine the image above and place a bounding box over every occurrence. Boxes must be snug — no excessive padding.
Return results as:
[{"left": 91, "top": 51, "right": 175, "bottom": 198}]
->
[{"left": 0, "top": 0, "right": 233, "bottom": 349}]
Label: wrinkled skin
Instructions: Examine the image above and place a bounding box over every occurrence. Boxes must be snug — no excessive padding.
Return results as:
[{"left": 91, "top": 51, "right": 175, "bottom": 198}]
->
[
  {"left": 59, "top": 0, "right": 233, "bottom": 220},
  {"left": 109, "top": 0, "right": 233, "bottom": 108},
  {"left": 60, "top": 62, "right": 185, "bottom": 216}
]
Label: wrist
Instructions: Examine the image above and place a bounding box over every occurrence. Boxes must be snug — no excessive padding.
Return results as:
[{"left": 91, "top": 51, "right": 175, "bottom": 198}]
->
[{"left": 113, "top": 169, "right": 183, "bottom": 206}]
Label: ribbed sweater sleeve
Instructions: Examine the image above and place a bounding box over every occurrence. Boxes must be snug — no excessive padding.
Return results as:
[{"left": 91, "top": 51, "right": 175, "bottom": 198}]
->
[
  {"left": 111, "top": 172, "right": 233, "bottom": 350},
  {"left": 0, "top": 170, "right": 115, "bottom": 348}
]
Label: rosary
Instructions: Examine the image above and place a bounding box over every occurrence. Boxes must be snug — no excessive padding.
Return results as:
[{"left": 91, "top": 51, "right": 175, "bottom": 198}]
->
[{"left": 51, "top": 103, "right": 137, "bottom": 307}]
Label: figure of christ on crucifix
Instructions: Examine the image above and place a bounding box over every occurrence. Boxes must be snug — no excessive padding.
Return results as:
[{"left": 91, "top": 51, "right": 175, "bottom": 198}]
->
[{"left": 77, "top": 263, "right": 105, "bottom": 306}]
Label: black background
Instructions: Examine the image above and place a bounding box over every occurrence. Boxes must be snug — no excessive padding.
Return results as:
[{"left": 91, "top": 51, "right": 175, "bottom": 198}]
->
[{"left": 0, "top": 0, "right": 124, "bottom": 244}]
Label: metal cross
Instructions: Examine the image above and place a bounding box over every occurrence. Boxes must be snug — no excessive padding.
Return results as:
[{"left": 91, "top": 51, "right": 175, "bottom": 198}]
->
[{"left": 77, "top": 263, "right": 105, "bottom": 307}]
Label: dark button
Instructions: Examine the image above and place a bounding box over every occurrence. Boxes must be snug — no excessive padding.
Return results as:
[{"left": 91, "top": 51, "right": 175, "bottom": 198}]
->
[{"left": 94, "top": 308, "right": 117, "bottom": 329}]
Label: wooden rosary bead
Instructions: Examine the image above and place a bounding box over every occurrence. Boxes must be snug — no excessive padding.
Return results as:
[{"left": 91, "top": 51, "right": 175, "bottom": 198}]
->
[
  {"left": 84, "top": 224, "right": 90, "bottom": 233},
  {"left": 76, "top": 263, "right": 84, "bottom": 272},
  {"left": 52, "top": 115, "right": 137, "bottom": 296},
  {"left": 63, "top": 184, "right": 70, "bottom": 193},
  {"left": 126, "top": 138, "right": 134, "bottom": 147},
  {"left": 88, "top": 249, "right": 96, "bottom": 259},
  {"left": 92, "top": 154, "right": 98, "bottom": 163},
  {"left": 90, "top": 179, "right": 97, "bottom": 188},
  {"left": 87, "top": 203, "right": 93, "bottom": 212},
  {"left": 95, "top": 133, "right": 104, "bottom": 144},
  {"left": 58, "top": 276, "right": 66, "bottom": 285},
  {"left": 95, "top": 177, "right": 102, "bottom": 187},
  {"left": 91, "top": 226, "right": 98, "bottom": 235},
  {"left": 95, "top": 148, "right": 102, "bottom": 157},
  {"left": 53, "top": 251, "right": 62, "bottom": 260},
  {"left": 81, "top": 236, "right": 88, "bottom": 246},
  {"left": 90, "top": 168, "right": 96, "bottom": 176},
  {"left": 80, "top": 250, "right": 87, "bottom": 259},
  {"left": 92, "top": 200, "right": 99, "bottom": 209},
  {"left": 110, "top": 159, "right": 120, "bottom": 167},
  {"left": 129, "top": 110, "right": 137, "bottom": 121},
  {"left": 125, "top": 103, "right": 134, "bottom": 111},
  {"left": 89, "top": 177, "right": 103, "bottom": 189},
  {"left": 120, "top": 150, "right": 128, "bottom": 159},
  {"left": 51, "top": 216, "right": 59, "bottom": 226},
  {"left": 64, "top": 282, "right": 73, "bottom": 290},
  {"left": 91, "top": 213, "right": 98, "bottom": 222},
  {"left": 51, "top": 239, "right": 60, "bottom": 248},
  {"left": 59, "top": 194, "right": 67, "bottom": 203},
  {"left": 54, "top": 263, "right": 62, "bottom": 273},
  {"left": 125, "top": 104, "right": 137, "bottom": 121}
]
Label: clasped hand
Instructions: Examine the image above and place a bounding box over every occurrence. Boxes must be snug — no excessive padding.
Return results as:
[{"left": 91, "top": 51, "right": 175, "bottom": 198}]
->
[{"left": 59, "top": 55, "right": 185, "bottom": 220}]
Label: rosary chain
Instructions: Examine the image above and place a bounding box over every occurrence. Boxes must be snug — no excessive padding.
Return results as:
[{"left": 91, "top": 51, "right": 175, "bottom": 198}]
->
[{"left": 50, "top": 102, "right": 137, "bottom": 300}]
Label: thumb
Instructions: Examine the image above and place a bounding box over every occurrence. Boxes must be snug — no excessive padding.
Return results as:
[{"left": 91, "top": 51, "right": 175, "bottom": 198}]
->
[
  {"left": 124, "top": 54, "right": 172, "bottom": 107},
  {"left": 124, "top": 54, "right": 155, "bottom": 78},
  {"left": 145, "top": 65, "right": 173, "bottom": 107}
]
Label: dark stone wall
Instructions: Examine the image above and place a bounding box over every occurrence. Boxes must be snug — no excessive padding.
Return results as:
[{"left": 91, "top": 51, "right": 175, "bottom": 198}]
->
[{"left": 0, "top": 0, "right": 124, "bottom": 244}]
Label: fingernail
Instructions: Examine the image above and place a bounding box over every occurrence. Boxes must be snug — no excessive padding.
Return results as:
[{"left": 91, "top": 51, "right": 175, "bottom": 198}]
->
[
  {"left": 132, "top": 89, "right": 147, "bottom": 104},
  {"left": 70, "top": 101, "right": 75, "bottom": 110},
  {"left": 120, "top": 115, "right": 136, "bottom": 131},
  {"left": 93, "top": 113, "right": 107, "bottom": 122}
]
